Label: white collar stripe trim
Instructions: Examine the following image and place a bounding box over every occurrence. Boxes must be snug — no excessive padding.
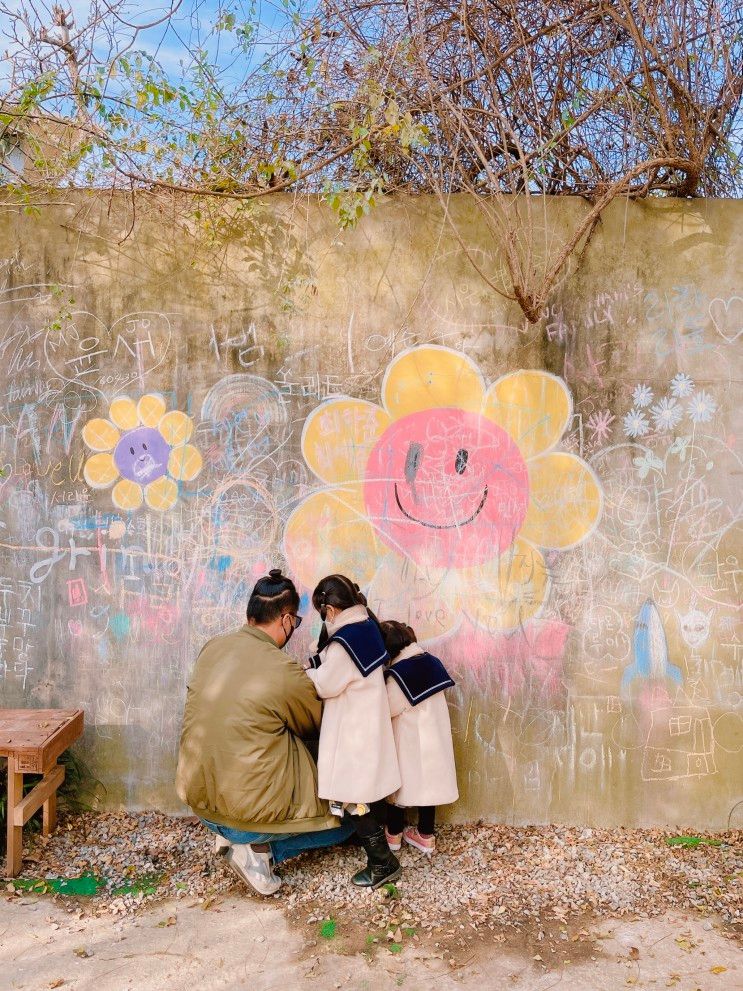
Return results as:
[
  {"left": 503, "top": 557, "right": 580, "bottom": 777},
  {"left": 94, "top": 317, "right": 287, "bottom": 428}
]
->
[
  {"left": 332, "top": 635, "right": 386, "bottom": 672},
  {"left": 390, "top": 672, "right": 452, "bottom": 702}
]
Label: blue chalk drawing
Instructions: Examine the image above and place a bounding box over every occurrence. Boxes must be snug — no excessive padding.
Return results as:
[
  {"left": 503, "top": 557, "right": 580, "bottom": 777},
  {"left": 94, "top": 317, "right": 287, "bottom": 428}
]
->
[{"left": 621, "top": 599, "right": 683, "bottom": 697}]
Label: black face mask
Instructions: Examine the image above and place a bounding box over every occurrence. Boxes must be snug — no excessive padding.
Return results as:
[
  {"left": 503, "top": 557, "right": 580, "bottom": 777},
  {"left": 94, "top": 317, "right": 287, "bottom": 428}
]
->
[{"left": 280, "top": 614, "right": 295, "bottom": 647}]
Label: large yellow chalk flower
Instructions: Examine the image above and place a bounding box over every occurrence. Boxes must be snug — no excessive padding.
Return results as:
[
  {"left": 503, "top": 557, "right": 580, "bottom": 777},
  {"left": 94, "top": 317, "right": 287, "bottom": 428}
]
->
[
  {"left": 82, "top": 394, "right": 203, "bottom": 512},
  {"left": 284, "top": 346, "right": 602, "bottom": 639}
]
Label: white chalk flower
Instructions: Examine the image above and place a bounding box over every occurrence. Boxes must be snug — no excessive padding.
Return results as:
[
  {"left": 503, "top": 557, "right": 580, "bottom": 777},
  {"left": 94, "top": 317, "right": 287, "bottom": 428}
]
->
[
  {"left": 623, "top": 408, "right": 650, "bottom": 438},
  {"left": 650, "top": 397, "right": 683, "bottom": 432},
  {"left": 687, "top": 391, "right": 717, "bottom": 424},
  {"left": 670, "top": 372, "right": 694, "bottom": 398},
  {"left": 632, "top": 384, "right": 653, "bottom": 408}
]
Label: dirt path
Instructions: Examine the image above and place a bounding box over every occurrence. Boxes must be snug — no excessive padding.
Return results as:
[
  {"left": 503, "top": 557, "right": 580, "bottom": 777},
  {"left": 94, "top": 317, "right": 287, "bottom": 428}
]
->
[{"left": 2, "top": 894, "right": 740, "bottom": 991}]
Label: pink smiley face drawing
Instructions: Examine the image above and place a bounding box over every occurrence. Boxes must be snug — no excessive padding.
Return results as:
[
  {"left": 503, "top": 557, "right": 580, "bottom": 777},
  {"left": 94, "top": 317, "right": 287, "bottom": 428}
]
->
[{"left": 363, "top": 407, "right": 530, "bottom": 568}]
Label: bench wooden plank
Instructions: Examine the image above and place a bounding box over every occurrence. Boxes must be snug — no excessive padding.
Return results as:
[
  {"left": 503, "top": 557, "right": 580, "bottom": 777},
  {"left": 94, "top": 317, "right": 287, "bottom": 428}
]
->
[
  {"left": 6, "top": 755, "right": 23, "bottom": 877},
  {"left": 0, "top": 709, "right": 84, "bottom": 772},
  {"left": 13, "top": 764, "right": 65, "bottom": 826}
]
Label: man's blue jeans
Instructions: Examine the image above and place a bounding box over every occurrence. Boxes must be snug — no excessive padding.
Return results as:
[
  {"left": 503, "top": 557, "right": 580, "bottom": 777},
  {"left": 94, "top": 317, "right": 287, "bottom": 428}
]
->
[{"left": 201, "top": 818, "right": 354, "bottom": 865}]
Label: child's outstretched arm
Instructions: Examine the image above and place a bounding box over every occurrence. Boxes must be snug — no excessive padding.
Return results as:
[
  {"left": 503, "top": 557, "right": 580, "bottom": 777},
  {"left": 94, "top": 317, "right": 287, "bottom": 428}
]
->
[{"left": 306, "top": 642, "right": 357, "bottom": 699}]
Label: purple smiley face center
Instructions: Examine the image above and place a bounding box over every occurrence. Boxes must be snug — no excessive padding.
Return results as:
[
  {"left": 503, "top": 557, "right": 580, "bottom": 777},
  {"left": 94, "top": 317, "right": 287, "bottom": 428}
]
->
[{"left": 114, "top": 426, "right": 170, "bottom": 484}]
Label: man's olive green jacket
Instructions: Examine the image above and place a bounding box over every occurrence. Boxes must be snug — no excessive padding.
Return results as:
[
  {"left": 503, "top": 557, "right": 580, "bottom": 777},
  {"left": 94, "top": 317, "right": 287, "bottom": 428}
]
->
[{"left": 176, "top": 624, "right": 338, "bottom": 834}]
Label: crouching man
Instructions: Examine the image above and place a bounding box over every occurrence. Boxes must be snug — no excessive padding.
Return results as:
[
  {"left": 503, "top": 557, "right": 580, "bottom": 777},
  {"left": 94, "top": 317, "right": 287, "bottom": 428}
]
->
[{"left": 176, "top": 568, "right": 352, "bottom": 895}]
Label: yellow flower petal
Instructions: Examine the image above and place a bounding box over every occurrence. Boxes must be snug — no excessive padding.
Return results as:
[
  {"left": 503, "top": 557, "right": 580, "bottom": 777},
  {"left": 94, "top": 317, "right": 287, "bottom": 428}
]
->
[
  {"left": 520, "top": 453, "right": 602, "bottom": 549},
  {"left": 168, "top": 444, "right": 203, "bottom": 481},
  {"left": 145, "top": 476, "right": 178, "bottom": 511},
  {"left": 301, "top": 399, "right": 390, "bottom": 485},
  {"left": 83, "top": 452, "right": 119, "bottom": 489},
  {"left": 82, "top": 418, "right": 120, "bottom": 452},
  {"left": 382, "top": 346, "right": 485, "bottom": 417},
  {"left": 137, "top": 393, "right": 167, "bottom": 427},
  {"left": 112, "top": 479, "right": 143, "bottom": 511},
  {"left": 159, "top": 410, "right": 194, "bottom": 446},
  {"left": 283, "top": 489, "right": 381, "bottom": 589},
  {"left": 482, "top": 371, "right": 572, "bottom": 458},
  {"left": 366, "top": 552, "right": 461, "bottom": 641},
  {"left": 459, "top": 538, "right": 549, "bottom": 632},
  {"left": 109, "top": 397, "right": 139, "bottom": 431}
]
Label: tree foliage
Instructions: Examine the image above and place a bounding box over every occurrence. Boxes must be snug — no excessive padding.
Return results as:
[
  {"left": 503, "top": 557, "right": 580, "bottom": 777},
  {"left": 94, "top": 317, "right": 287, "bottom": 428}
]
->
[{"left": 1, "top": 1, "right": 740, "bottom": 319}]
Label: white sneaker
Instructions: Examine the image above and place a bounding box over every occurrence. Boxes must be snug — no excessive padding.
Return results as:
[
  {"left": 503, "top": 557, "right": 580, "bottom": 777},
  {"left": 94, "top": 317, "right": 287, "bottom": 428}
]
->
[
  {"left": 214, "top": 834, "right": 231, "bottom": 856},
  {"left": 225, "top": 843, "right": 282, "bottom": 896}
]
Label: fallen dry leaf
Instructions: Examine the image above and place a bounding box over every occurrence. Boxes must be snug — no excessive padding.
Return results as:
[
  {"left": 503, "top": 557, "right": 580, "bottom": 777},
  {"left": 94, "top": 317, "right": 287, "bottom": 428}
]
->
[
  {"left": 629, "top": 946, "right": 640, "bottom": 960},
  {"left": 710, "top": 966, "right": 727, "bottom": 975},
  {"left": 48, "top": 981, "right": 64, "bottom": 989},
  {"left": 73, "top": 947, "right": 91, "bottom": 959}
]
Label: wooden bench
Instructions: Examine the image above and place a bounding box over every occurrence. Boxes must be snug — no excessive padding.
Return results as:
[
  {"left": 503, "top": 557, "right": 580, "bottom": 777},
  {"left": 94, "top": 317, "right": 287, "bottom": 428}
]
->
[{"left": 1, "top": 709, "right": 84, "bottom": 878}]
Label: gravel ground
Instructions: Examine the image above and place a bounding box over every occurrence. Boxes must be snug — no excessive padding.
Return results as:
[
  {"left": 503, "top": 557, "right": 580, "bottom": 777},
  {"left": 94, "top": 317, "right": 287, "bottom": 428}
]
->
[{"left": 7, "top": 812, "right": 742, "bottom": 939}]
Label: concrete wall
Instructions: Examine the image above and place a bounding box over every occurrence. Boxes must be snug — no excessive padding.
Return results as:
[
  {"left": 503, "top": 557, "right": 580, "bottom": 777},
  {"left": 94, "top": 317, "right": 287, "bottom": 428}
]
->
[{"left": 0, "top": 193, "right": 740, "bottom": 828}]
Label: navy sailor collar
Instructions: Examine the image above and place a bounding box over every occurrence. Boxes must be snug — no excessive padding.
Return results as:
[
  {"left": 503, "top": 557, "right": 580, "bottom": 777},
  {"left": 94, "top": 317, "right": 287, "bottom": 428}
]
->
[
  {"left": 309, "top": 619, "right": 389, "bottom": 677},
  {"left": 385, "top": 651, "right": 455, "bottom": 706}
]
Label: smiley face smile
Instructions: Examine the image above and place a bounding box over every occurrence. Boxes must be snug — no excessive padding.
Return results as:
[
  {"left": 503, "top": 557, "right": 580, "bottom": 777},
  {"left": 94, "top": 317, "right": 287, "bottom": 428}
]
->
[{"left": 394, "top": 482, "right": 489, "bottom": 529}]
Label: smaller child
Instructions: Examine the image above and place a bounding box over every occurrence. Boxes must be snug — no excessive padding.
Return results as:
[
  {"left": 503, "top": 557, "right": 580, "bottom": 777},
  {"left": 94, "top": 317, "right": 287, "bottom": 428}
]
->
[{"left": 381, "top": 621, "right": 458, "bottom": 855}]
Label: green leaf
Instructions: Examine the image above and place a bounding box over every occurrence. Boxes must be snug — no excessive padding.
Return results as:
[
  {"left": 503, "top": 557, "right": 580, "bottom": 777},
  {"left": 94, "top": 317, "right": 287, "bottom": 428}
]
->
[
  {"left": 319, "top": 918, "right": 337, "bottom": 939},
  {"left": 389, "top": 942, "right": 403, "bottom": 954},
  {"left": 666, "top": 835, "right": 721, "bottom": 847},
  {"left": 382, "top": 882, "right": 400, "bottom": 899}
]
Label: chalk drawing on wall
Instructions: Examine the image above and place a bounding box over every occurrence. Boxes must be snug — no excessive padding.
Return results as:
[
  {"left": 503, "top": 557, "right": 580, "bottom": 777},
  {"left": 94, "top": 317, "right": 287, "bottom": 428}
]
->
[
  {"left": 284, "top": 345, "right": 603, "bottom": 640},
  {"left": 82, "top": 394, "right": 203, "bottom": 511},
  {"left": 641, "top": 704, "right": 717, "bottom": 781},
  {"left": 621, "top": 600, "right": 683, "bottom": 703},
  {"left": 678, "top": 600, "right": 713, "bottom": 651}
]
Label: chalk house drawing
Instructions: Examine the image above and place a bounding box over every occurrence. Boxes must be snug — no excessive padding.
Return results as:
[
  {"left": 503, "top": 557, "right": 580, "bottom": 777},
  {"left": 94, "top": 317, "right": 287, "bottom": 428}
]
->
[
  {"left": 82, "top": 394, "right": 203, "bottom": 511},
  {"left": 284, "top": 346, "right": 603, "bottom": 640}
]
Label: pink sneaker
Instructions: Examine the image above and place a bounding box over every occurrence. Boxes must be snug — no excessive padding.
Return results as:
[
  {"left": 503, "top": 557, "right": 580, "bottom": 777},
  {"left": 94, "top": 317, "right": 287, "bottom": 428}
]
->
[
  {"left": 385, "top": 828, "right": 402, "bottom": 852},
  {"left": 403, "top": 826, "right": 435, "bottom": 855}
]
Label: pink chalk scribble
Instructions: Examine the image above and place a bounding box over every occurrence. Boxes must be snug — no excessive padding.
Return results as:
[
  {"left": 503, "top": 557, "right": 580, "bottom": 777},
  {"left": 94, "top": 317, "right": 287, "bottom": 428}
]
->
[{"left": 444, "top": 619, "right": 571, "bottom": 697}]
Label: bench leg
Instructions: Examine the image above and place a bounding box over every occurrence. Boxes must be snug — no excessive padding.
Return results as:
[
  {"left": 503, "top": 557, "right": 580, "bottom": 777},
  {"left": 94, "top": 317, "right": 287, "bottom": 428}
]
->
[
  {"left": 43, "top": 780, "right": 58, "bottom": 836},
  {"left": 5, "top": 756, "right": 23, "bottom": 878}
]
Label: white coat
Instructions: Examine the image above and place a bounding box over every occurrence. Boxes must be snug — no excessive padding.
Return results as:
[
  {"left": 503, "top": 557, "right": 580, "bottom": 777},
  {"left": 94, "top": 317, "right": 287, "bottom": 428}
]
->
[
  {"left": 386, "top": 644, "right": 459, "bottom": 808},
  {"left": 307, "top": 605, "right": 401, "bottom": 805}
]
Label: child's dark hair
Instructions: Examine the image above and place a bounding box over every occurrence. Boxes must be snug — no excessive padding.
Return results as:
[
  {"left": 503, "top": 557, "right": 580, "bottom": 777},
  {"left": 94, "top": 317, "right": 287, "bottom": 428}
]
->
[
  {"left": 247, "top": 568, "right": 299, "bottom": 624},
  {"left": 380, "top": 620, "right": 417, "bottom": 661},
  {"left": 312, "top": 574, "right": 382, "bottom": 652}
]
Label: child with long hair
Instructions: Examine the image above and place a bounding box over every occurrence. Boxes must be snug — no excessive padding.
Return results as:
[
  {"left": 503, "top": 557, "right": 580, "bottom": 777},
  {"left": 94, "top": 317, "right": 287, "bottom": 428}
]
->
[
  {"left": 380, "top": 620, "right": 458, "bottom": 855},
  {"left": 306, "top": 574, "right": 401, "bottom": 888}
]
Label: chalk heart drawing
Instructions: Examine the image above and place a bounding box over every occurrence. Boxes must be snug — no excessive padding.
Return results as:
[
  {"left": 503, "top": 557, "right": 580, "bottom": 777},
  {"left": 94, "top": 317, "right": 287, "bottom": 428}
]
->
[
  {"left": 44, "top": 311, "right": 172, "bottom": 389},
  {"left": 708, "top": 296, "right": 742, "bottom": 344},
  {"left": 82, "top": 394, "right": 203, "bottom": 511},
  {"left": 284, "top": 346, "right": 603, "bottom": 639}
]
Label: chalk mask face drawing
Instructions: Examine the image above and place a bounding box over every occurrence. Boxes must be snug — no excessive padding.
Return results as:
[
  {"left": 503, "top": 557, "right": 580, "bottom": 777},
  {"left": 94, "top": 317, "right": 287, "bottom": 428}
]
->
[
  {"left": 114, "top": 426, "right": 171, "bottom": 484},
  {"left": 678, "top": 604, "right": 713, "bottom": 650},
  {"left": 284, "top": 346, "right": 603, "bottom": 638}
]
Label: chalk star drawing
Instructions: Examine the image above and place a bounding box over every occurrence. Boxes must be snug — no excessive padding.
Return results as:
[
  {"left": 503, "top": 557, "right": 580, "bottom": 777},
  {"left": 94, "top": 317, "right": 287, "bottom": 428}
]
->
[
  {"left": 82, "top": 394, "right": 203, "bottom": 511},
  {"left": 284, "top": 345, "right": 602, "bottom": 639}
]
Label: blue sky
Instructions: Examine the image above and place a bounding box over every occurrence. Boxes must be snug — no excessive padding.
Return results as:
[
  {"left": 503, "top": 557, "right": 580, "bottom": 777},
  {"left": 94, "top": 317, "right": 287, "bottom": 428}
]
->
[{"left": 0, "top": 1, "right": 311, "bottom": 88}]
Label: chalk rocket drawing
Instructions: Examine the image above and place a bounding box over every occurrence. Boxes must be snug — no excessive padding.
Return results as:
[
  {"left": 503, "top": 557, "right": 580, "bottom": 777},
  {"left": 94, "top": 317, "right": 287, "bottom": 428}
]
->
[{"left": 621, "top": 600, "right": 683, "bottom": 697}]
